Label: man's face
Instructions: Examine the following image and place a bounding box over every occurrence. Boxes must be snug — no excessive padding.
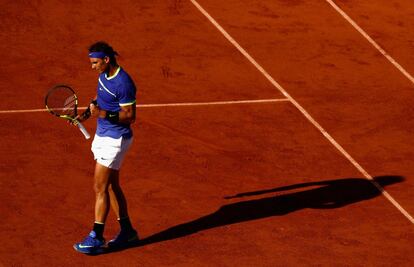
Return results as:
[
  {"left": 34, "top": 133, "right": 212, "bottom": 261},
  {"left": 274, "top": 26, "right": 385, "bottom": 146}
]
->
[{"left": 89, "top": 57, "right": 109, "bottom": 73}]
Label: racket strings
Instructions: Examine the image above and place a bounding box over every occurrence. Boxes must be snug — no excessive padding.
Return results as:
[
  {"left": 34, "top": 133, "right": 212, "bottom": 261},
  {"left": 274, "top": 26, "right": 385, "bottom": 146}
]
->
[
  {"left": 46, "top": 87, "right": 78, "bottom": 116},
  {"left": 62, "top": 95, "right": 77, "bottom": 114}
]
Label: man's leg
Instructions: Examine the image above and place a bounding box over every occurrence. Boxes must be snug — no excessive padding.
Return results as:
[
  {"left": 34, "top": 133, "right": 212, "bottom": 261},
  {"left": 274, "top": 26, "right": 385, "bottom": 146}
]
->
[
  {"left": 94, "top": 162, "right": 112, "bottom": 224},
  {"left": 108, "top": 170, "right": 128, "bottom": 219},
  {"left": 107, "top": 170, "right": 138, "bottom": 247},
  {"left": 73, "top": 162, "right": 111, "bottom": 254}
]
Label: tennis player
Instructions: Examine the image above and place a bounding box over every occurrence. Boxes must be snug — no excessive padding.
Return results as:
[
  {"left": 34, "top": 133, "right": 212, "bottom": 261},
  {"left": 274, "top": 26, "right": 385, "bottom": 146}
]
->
[{"left": 73, "top": 41, "right": 138, "bottom": 254}]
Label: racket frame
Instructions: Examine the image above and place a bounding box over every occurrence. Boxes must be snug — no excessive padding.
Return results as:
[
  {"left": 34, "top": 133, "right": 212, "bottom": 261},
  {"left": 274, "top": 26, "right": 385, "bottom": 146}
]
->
[{"left": 45, "top": 84, "right": 91, "bottom": 139}]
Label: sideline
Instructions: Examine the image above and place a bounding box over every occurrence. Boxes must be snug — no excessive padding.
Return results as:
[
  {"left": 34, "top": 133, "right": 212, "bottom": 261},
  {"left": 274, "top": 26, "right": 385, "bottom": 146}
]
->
[
  {"left": 326, "top": 0, "right": 414, "bottom": 85},
  {"left": 190, "top": 0, "right": 414, "bottom": 224}
]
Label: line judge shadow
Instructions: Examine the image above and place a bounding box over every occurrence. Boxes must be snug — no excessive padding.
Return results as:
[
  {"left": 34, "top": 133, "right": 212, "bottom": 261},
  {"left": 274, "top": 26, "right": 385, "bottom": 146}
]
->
[{"left": 119, "top": 175, "right": 404, "bottom": 251}]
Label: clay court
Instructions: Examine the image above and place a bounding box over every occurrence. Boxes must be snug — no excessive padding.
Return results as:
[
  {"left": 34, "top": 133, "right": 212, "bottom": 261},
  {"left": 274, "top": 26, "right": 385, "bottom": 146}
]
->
[{"left": 1, "top": 0, "right": 414, "bottom": 266}]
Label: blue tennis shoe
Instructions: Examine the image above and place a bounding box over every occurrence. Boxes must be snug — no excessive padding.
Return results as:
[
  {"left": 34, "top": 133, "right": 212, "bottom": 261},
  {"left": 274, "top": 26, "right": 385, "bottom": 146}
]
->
[
  {"left": 107, "top": 229, "right": 139, "bottom": 248},
  {"left": 73, "top": 231, "right": 106, "bottom": 254}
]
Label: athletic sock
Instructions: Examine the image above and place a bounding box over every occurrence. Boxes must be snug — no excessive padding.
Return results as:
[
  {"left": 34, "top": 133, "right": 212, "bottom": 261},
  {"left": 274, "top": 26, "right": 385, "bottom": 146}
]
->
[
  {"left": 93, "top": 222, "right": 105, "bottom": 239},
  {"left": 118, "top": 217, "right": 133, "bottom": 232}
]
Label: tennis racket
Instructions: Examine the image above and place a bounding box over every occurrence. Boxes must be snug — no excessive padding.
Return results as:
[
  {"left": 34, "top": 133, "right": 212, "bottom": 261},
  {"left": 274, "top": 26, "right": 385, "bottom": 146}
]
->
[{"left": 45, "top": 84, "right": 91, "bottom": 139}]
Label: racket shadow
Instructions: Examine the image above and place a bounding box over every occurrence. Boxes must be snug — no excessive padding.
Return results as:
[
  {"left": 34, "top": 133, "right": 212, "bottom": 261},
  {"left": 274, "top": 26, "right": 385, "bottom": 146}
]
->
[{"left": 114, "top": 175, "right": 404, "bottom": 252}]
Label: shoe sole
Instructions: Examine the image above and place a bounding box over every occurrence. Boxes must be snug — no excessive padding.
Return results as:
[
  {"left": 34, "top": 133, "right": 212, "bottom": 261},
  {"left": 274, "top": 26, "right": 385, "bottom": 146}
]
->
[{"left": 73, "top": 243, "right": 105, "bottom": 255}]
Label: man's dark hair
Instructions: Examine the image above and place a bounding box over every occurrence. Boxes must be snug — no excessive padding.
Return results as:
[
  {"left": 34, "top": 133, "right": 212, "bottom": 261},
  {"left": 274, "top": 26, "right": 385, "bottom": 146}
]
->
[{"left": 88, "top": 41, "right": 119, "bottom": 66}]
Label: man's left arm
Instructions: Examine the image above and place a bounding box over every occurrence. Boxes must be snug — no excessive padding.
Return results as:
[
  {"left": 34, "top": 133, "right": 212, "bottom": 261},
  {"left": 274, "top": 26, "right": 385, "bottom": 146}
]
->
[
  {"left": 97, "top": 103, "right": 136, "bottom": 124},
  {"left": 118, "top": 103, "right": 136, "bottom": 124}
]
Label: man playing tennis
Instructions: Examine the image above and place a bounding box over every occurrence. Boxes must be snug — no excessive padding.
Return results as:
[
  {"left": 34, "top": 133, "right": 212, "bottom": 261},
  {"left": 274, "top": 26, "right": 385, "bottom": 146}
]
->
[{"left": 73, "top": 41, "right": 138, "bottom": 254}]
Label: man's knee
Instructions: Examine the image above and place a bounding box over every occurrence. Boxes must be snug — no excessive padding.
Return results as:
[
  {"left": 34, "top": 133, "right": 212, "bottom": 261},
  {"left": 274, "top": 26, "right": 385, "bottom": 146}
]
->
[{"left": 94, "top": 181, "right": 108, "bottom": 195}]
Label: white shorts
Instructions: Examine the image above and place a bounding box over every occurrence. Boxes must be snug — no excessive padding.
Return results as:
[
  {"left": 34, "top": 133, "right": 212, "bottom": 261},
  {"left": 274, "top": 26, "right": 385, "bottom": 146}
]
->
[{"left": 91, "top": 135, "right": 133, "bottom": 170}]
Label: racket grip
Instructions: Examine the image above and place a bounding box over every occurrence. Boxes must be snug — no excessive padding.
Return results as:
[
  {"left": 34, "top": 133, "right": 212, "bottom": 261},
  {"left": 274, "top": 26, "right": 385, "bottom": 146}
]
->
[{"left": 77, "top": 122, "right": 91, "bottom": 139}]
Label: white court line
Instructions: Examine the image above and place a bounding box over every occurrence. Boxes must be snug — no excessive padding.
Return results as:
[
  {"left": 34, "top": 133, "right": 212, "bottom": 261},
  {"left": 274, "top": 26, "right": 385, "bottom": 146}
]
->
[
  {"left": 137, "top": 98, "right": 288, "bottom": 108},
  {"left": 189, "top": 0, "right": 414, "bottom": 224},
  {"left": 0, "top": 98, "right": 289, "bottom": 114},
  {"left": 326, "top": 0, "right": 414, "bottom": 85},
  {"left": 0, "top": 108, "right": 48, "bottom": 113}
]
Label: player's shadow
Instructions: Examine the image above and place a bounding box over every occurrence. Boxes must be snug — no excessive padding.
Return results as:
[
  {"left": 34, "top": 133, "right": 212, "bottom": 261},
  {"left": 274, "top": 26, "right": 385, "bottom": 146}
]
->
[{"left": 117, "top": 175, "right": 403, "bottom": 251}]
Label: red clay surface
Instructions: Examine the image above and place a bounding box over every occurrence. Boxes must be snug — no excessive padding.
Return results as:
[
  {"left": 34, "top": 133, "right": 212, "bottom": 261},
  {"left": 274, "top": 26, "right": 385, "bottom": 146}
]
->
[{"left": 1, "top": 0, "right": 414, "bottom": 266}]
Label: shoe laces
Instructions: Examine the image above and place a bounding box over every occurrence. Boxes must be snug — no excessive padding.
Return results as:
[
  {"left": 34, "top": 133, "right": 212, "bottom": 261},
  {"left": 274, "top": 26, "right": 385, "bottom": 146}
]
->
[{"left": 82, "top": 231, "right": 104, "bottom": 246}]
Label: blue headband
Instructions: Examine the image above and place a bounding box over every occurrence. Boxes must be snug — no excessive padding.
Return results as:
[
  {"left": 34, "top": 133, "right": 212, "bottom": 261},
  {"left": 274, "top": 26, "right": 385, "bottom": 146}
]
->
[{"left": 88, "top": 51, "right": 108, "bottom": 58}]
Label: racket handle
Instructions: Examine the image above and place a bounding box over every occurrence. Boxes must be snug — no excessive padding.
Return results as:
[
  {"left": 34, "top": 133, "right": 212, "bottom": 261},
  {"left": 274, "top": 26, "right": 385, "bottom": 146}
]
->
[{"left": 76, "top": 122, "right": 91, "bottom": 139}]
